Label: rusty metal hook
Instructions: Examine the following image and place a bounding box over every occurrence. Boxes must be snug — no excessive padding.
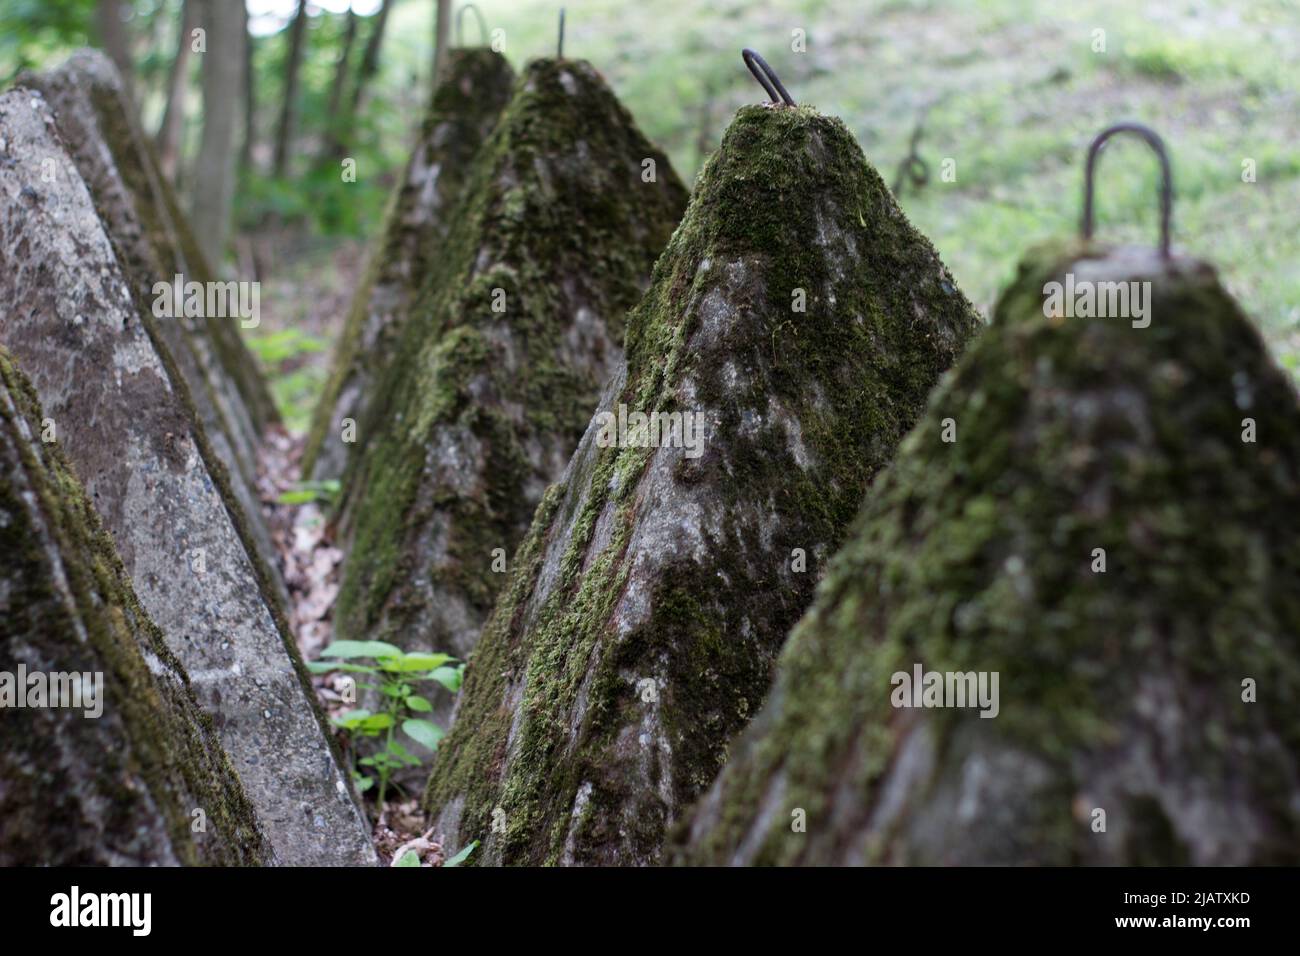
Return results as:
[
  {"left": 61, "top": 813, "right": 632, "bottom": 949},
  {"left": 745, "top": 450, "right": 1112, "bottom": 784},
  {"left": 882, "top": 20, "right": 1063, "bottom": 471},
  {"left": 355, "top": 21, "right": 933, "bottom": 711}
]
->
[
  {"left": 558, "top": 8, "right": 566, "bottom": 59},
  {"left": 741, "top": 48, "right": 796, "bottom": 107},
  {"left": 455, "top": 4, "right": 487, "bottom": 47},
  {"left": 1081, "top": 122, "right": 1173, "bottom": 259}
]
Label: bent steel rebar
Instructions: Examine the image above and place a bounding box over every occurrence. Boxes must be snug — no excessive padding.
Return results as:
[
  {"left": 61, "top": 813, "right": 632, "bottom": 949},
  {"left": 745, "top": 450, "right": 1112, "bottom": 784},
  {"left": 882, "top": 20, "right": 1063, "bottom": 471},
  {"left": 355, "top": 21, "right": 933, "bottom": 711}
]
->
[
  {"left": 741, "top": 48, "right": 796, "bottom": 106},
  {"left": 1081, "top": 122, "right": 1173, "bottom": 259},
  {"left": 455, "top": 3, "right": 488, "bottom": 47}
]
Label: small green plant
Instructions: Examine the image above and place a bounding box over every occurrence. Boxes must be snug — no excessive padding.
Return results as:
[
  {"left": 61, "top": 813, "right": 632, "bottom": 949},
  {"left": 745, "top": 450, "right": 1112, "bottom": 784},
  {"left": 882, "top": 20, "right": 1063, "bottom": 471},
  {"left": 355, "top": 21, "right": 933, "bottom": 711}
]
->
[
  {"left": 443, "top": 841, "right": 478, "bottom": 867},
  {"left": 307, "top": 640, "right": 463, "bottom": 812},
  {"left": 277, "top": 478, "right": 342, "bottom": 506}
]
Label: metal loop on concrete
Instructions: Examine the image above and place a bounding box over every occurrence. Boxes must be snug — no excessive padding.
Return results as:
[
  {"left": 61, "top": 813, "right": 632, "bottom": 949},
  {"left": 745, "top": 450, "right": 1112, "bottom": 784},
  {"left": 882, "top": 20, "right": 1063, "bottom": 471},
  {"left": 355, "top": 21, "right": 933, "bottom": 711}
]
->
[
  {"left": 455, "top": 4, "right": 487, "bottom": 46},
  {"left": 1081, "top": 122, "right": 1173, "bottom": 259},
  {"left": 742, "top": 48, "right": 796, "bottom": 106}
]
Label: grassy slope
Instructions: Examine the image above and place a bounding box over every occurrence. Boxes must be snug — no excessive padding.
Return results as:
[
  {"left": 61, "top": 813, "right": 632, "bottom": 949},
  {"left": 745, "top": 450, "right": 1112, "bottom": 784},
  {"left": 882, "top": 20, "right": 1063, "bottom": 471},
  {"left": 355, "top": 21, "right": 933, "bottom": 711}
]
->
[
  {"left": 380, "top": 0, "right": 1300, "bottom": 370},
  {"left": 248, "top": 0, "right": 1299, "bottom": 427}
]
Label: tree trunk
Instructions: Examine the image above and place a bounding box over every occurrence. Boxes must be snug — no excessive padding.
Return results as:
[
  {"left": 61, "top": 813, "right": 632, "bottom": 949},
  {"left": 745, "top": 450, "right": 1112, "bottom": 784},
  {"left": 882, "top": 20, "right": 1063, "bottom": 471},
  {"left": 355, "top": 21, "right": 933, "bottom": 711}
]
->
[
  {"left": 327, "top": 7, "right": 358, "bottom": 121},
  {"left": 347, "top": 0, "right": 392, "bottom": 117},
  {"left": 422, "top": 98, "right": 981, "bottom": 866},
  {"left": 191, "top": 0, "right": 243, "bottom": 268},
  {"left": 432, "top": 0, "right": 452, "bottom": 86},
  {"left": 242, "top": 0, "right": 256, "bottom": 172},
  {"left": 94, "top": 0, "right": 134, "bottom": 103},
  {"left": 156, "top": 0, "right": 197, "bottom": 182},
  {"left": 273, "top": 0, "right": 309, "bottom": 177},
  {"left": 678, "top": 243, "right": 1300, "bottom": 867}
]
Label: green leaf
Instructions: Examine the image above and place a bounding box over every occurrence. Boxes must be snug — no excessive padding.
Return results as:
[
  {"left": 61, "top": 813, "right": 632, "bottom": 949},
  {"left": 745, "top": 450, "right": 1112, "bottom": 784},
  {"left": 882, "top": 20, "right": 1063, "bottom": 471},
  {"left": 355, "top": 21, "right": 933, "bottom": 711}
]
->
[
  {"left": 379, "top": 652, "right": 454, "bottom": 673},
  {"left": 275, "top": 478, "right": 340, "bottom": 506},
  {"left": 332, "top": 708, "right": 372, "bottom": 729},
  {"left": 306, "top": 660, "right": 376, "bottom": 675},
  {"left": 395, "top": 850, "right": 420, "bottom": 867},
  {"left": 402, "top": 718, "right": 444, "bottom": 751},
  {"left": 319, "top": 640, "right": 403, "bottom": 660},
  {"left": 405, "top": 695, "right": 433, "bottom": 712},
  {"left": 386, "top": 740, "right": 422, "bottom": 767},
  {"left": 353, "top": 774, "right": 374, "bottom": 793},
  {"left": 359, "top": 713, "right": 395, "bottom": 733},
  {"left": 276, "top": 489, "right": 317, "bottom": 505},
  {"left": 443, "top": 841, "right": 478, "bottom": 867},
  {"left": 429, "top": 666, "right": 463, "bottom": 693}
]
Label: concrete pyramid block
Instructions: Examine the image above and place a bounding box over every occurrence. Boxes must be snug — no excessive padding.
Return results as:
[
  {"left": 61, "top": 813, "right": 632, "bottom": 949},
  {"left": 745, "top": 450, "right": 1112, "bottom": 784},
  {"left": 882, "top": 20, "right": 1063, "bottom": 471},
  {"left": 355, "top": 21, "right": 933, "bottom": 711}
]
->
[
  {"left": 304, "top": 48, "right": 517, "bottom": 483},
  {"left": 0, "top": 348, "right": 268, "bottom": 866},
  {"left": 332, "top": 58, "right": 688, "bottom": 702},
  {"left": 425, "top": 102, "right": 982, "bottom": 864},
  {"left": 0, "top": 89, "right": 376, "bottom": 866},
  {"left": 678, "top": 240, "right": 1300, "bottom": 865}
]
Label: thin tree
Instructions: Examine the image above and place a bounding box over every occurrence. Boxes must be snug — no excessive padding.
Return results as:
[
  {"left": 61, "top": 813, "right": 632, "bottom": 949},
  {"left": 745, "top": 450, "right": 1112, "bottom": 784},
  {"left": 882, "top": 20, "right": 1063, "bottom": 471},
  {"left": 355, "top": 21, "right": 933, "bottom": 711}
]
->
[
  {"left": 242, "top": 0, "right": 256, "bottom": 173},
  {"left": 432, "top": 0, "right": 451, "bottom": 86},
  {"left": 320, "top": 5, "right": 360, "bottom": 160},
  {"left": 327, "top": 6, "right": 359, "bottom": 117},
  {"left": 95, "top": 0, "right": 135, "bottom": 103},
  {"left": 191, "top": 0, "right": 245, "bottom": 268},
  {"left": 273, "top": 0, "right": 309, "bottom": 177},
  {"left": 156, "top": 0, "right": 197, "bottom": 181},
  {"left": 346, "top": 0, "right": 392, "bottom": 117}
]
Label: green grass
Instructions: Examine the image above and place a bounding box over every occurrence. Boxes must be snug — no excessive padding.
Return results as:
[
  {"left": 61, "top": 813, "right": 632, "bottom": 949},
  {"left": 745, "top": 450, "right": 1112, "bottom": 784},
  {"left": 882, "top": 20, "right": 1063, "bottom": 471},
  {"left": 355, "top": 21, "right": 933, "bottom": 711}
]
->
[{"left": 251, "top": 0, "right": 1300, "bottom": 428}]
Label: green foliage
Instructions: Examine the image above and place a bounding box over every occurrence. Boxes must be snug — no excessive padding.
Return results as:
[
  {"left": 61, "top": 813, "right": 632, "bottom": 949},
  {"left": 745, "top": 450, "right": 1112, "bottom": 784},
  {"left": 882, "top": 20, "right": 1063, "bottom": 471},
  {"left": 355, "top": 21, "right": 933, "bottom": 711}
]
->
[
  {"left": 442, "top": 841, "right": 478, "bottom": 867},
  {"left": 237, "top": 150, "right": 393, "bottom": 238},
  {"left": 276, "top": 478, "right": 341, "bottom": 506},
  {"left": 0, "top": 0, "right": 94, "bottom": 84},
  {"left": 244, "top": 326, "right": 330, "bottom": 433},
  {"left": 308, "top": 642, "right": 462, "bottom": 813}
]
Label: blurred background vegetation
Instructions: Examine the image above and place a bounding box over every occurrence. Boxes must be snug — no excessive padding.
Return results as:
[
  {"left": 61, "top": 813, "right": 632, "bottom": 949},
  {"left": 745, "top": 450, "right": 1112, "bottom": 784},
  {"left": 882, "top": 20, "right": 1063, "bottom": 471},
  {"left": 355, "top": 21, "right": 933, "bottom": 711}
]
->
[{"left": 3, "top": 0, "right": 1298, "bottom": 430}]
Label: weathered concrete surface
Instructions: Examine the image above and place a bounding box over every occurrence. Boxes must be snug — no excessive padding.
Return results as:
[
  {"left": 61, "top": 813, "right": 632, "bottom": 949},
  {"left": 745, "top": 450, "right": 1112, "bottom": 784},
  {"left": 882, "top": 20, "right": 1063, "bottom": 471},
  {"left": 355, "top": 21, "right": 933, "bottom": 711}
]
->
[
  {"left": 424, "top": 103, "right": 982, "bottom": 865},
  {"left": 332, "top": 59, "right": 688, "bottom": 721},
  {"left": 0, "top": 90, "right": 377, "bottom": 866},
  {"left": 20, "top": 50, "right": 284, "bottom": 600},
  {"left": 0, "top": 349, "right": 268, "bottom": 866},
  {"left": 303, "top": 48, "right": 516, "bottom": 482},
  {"left": 678, "top": 242, "right": 1300, "bottom": 866}
]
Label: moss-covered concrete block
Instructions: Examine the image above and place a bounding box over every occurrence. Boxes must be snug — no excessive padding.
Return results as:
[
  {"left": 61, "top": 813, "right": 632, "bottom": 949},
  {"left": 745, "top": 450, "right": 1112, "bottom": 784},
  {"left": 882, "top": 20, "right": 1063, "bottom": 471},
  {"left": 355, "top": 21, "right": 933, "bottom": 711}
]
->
[
  {"left": 0, "top": 348, "right": 268, "bottom": 865},
  {"left": 678, "top": 241, "right": 1300, "bottom": 865},
  {"left": 424, "top": 102, "right": 982, "bottom": 865},
  {"left": 19, "top": 50, "right": 284, "bottom": 600},
  {"left": 303, "top": 48, "right": 516, "bottom": 482},
  {"left": 0, "top": 90, "right": 377, "bottom": 866},
  {"left": 332, "top": 59, "right": 689, "bottom": 694}
]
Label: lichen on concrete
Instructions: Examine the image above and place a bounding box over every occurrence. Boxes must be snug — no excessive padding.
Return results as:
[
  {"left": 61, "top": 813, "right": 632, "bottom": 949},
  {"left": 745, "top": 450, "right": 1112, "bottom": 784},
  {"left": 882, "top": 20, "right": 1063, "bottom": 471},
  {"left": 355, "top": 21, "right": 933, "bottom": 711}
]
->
[
  {"left": 677, "top": 240, "right": 1300, "bottom": 865},
  {"left": 303, "top": 48, "right": 517, "bottom": 482},
  {"left": 424, "top": 102, "right": 982, "bottom": 865},
  {"left": 0, "top": 348, "right": 268, "bottom": 866},
  {"left": 19, "top": 49, "right": 284, "bottom": 598},
  {"left": 331, "top": 58, "right": 689, "bottom": 704}
]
